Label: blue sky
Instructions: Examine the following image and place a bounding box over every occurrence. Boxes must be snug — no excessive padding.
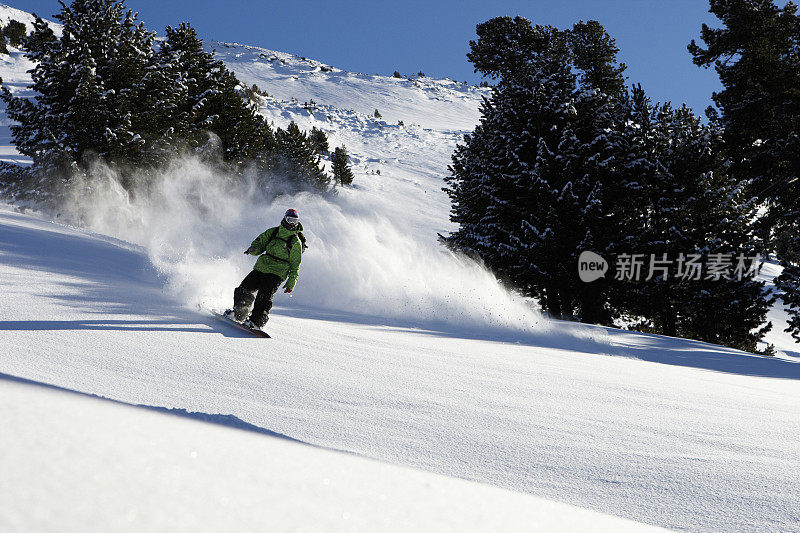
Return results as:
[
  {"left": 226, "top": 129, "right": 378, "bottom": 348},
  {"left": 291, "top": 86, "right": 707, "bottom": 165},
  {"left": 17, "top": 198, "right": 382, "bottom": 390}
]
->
[{"left": 16, "top": 0, "right": 722, "bottom": 115}]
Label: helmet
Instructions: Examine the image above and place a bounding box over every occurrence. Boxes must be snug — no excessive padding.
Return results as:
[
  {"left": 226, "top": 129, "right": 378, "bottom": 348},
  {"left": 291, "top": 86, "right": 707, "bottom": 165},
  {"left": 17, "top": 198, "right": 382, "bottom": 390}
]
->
[{"left": 283, "top": 208, "right": 300, "bottom": 228}]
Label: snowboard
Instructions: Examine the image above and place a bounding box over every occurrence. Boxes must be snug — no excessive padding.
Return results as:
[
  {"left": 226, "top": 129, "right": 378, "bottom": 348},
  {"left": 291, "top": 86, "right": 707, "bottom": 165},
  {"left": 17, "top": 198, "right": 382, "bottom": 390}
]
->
[{"left": 211, "top": 310, "right": 270, "bottom": 338}]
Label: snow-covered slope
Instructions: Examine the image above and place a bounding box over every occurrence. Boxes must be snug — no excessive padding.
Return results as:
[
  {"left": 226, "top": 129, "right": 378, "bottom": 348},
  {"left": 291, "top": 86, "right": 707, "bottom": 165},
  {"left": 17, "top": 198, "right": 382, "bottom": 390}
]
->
[
  {"left": 214, "top": 41, "right": 489, "bottom": 132},
  {"left": 1, "top": 3, "right": 800, "bottom": 531},
  {"left": 214, "top": 39, "right": 491, "bottom": 242},
  {"left": 2, "top": 205, "right": 799, "bottom": 531},
  {"left": 0, "top": 3, "right": 39, "bottom": 29},
  {"left": 2, "top": 373, "right": 665, "bottom": 532}
]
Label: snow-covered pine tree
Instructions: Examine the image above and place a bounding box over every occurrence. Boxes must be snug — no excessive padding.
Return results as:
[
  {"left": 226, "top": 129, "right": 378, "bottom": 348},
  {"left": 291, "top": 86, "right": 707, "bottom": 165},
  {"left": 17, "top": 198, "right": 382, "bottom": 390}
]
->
[
  {"left": 616, "top": 94, "right": 771, "bottom": 351},
  {"left": 443, "top": 98, "right": 508, "bottom": 269},
  {"left": 309, "top": 127, "right": 330, "bottom": 155},
  {"left": 775, "top": 230, "right": 800, "bottom": 342},
  {"left": 206, "top": 68, "right": 274, "bottom": 167},
  {"left": 690, "top": 0, "right": 800, "bottom": 343},
  {"left": 448, "top": 21, "right": 580, "bottom": 317},
  {"left": 609, "top": 86, "right": 665, "bottom": 328},
  {"left": 568, "top": 20, "right": 627, "bottom": 99},
  {"left": 564, "top": 20, "right": 632, "bottom": 324},
  {"left": 3, "top": 20, "right": 27, "bottom": 47},
  {"left": 689, "top": 0, "right": 800, "bottom": 214},
  {"left": 772, "top": 198, "right": 800, "bottom": 342},
  {"left": 331, "top": 146, "right": 354, "bottom": 186},
  {"left": 614, "top": 95, "right": 695, "bottom": 336},
  {"left": 156, "top": 23, "right": 272, "bottom": 167},
  {"left": 275, "top": 122, "right": 329, "bottom": 192},
  {"left": 0, "top": 18, "right": 60, "bottom": 179},
  {"left": 445, "top": 17, "right": 634, "bottom": 321},
  {"left": 674, "top": 111, "right": 771, "bottom": 351},
  {"left": 0, "top": 0, "right": 158, "bottom": 183}
]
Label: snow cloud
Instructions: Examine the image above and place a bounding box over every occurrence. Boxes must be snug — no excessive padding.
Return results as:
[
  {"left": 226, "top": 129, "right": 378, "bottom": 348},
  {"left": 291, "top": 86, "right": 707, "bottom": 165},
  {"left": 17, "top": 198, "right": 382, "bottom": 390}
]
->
[{"left": 58, "top": 156, "right": 574, "bottom": 341}]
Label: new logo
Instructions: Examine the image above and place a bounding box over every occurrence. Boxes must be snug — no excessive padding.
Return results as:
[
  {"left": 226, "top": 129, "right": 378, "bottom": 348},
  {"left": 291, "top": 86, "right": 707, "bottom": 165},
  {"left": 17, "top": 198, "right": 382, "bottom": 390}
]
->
[{"left": 578, "top": 251, "right": 608, "bottom": 282}]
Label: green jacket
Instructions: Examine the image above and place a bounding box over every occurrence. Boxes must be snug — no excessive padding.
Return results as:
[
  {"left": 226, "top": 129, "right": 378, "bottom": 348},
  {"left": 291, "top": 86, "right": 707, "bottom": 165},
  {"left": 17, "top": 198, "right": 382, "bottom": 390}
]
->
[{"left": 247, "top": 223, "right": 303, "bottom": 291}]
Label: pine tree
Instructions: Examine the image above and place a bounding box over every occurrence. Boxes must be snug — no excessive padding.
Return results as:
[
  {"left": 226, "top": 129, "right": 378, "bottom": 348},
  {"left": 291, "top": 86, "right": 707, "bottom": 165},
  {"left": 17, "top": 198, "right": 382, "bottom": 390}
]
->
[
  {"left": 202, "top": 68, "right": 270, "bottom": 165},
  {"left": 615, "top": 93, "right": 770, "bottom": 350},
  {"left": 0, "top": 18, "right": 58, "bottom": 170},
  {"left": 564, "top": 20, "right": 631, "bottom": 323},
  {"left": 775, "top": 232, "right": 800, "bottom": 341},
  {"left": 4, "top": 20, "right": 27, "bottom": 47},
  {"left": 689, "top": 0, "right": 800, "bottom": 210},
  {"left": 156, "top": 22, "right": 270, "bottom": 166},
  {"left": 677, "top": 114, "right": 771, "bottom": 352},
  {"left": 447, "top": 15, "right": 771, "bottom": 349},
  {"left": 275, "top": 122, "right": 329, "bottom": 192},
  {"left": 689, "top": 0, "right": 800, "bottom": 343},
  {"left": 448, "top": 21, "right": 574, "bottom": 317},
  {"left": 0, "top": 1, "right": 158, "bottom": 180},
  {"left": 446, "top": 17, "right": 632, "bottom": 321},
  {"left": 332, "top": 145, "right": 354, "bottom": 186},
  {"left": 309, "top": 127, "right": 329, "bottom": 155}
]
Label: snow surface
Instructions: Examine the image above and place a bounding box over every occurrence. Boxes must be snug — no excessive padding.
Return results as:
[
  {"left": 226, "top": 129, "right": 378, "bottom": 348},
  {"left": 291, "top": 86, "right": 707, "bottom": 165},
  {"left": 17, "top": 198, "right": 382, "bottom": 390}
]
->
[
  {"left": 213, "top": 41, "right": 490, "bottom": 132},
  {"left": 1, "top": 374, "right": 663, "bottom": 532},
  {"left": 2, "top": 205, "right": 799, "bottom": 532},
  {"left": 1, "top": 3, "right": 800, "bottom": 530}
]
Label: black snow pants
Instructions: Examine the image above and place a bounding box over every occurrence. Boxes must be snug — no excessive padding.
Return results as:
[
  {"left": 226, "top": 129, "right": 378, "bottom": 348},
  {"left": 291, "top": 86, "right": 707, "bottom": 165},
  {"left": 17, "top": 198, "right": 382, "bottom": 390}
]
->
[{"left": 233, "top": 270, "right": 283, "bottom": 328}]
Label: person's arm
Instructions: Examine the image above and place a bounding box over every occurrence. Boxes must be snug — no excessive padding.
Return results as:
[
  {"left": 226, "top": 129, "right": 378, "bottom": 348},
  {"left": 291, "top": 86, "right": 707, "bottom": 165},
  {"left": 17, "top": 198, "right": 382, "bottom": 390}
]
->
[
  {"left": 244, "top": 229, "right": 273, "bottom": 255},
  {"left": 284, "top": 238, "right": 303, "bottom": 292}
]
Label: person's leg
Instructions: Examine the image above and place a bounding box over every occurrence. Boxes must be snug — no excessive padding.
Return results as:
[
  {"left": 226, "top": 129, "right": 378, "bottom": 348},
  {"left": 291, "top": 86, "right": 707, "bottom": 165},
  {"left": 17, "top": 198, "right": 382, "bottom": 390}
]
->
[
  {"left": 233, "top": 270, "right": 263, "bottom": 321},
  {"left": 249, "top": 274, "right": 283, "bottom": 328}
]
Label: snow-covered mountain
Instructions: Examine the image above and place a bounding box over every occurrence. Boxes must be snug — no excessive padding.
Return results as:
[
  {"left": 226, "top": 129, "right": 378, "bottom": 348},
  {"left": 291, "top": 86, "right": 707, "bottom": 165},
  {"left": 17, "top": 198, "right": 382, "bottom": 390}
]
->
[
  {"left": 214, "top": 39, "right": 492, "bottom": 242},
  {"left": 214, "top": 40, "right": 489, "bottom": 131},
  {"left": 1, "top": 4, "right": 799, "bottom": 531}
]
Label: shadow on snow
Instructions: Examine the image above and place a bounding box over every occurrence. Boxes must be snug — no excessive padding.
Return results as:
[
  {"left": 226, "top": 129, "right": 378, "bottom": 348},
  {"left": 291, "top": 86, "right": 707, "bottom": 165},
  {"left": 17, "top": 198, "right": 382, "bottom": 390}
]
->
[
  {"left": 0, "top": 371, "right": 309, "bottom": 445},
  {"left": 0, "top": 318, "right": 211, "bottom": 333},
  {"left": 0, "top": 210, "right": 246, "bottom": 337},
  {"left": 604, "top": 328, "right": 800, "bottom": 381}
]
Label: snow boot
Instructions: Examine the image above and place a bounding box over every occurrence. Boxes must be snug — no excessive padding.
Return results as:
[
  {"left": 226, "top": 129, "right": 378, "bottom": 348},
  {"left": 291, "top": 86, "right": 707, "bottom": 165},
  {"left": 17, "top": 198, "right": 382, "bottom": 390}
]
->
[{"left": 246, "top": 316, "right": 266, "bottom": 331}]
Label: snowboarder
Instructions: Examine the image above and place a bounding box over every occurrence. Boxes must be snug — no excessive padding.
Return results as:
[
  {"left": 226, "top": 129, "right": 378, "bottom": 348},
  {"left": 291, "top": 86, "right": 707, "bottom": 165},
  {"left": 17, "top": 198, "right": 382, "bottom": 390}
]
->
[{"left": 228, "top": 209, "right": 304, "bottom": 331}]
